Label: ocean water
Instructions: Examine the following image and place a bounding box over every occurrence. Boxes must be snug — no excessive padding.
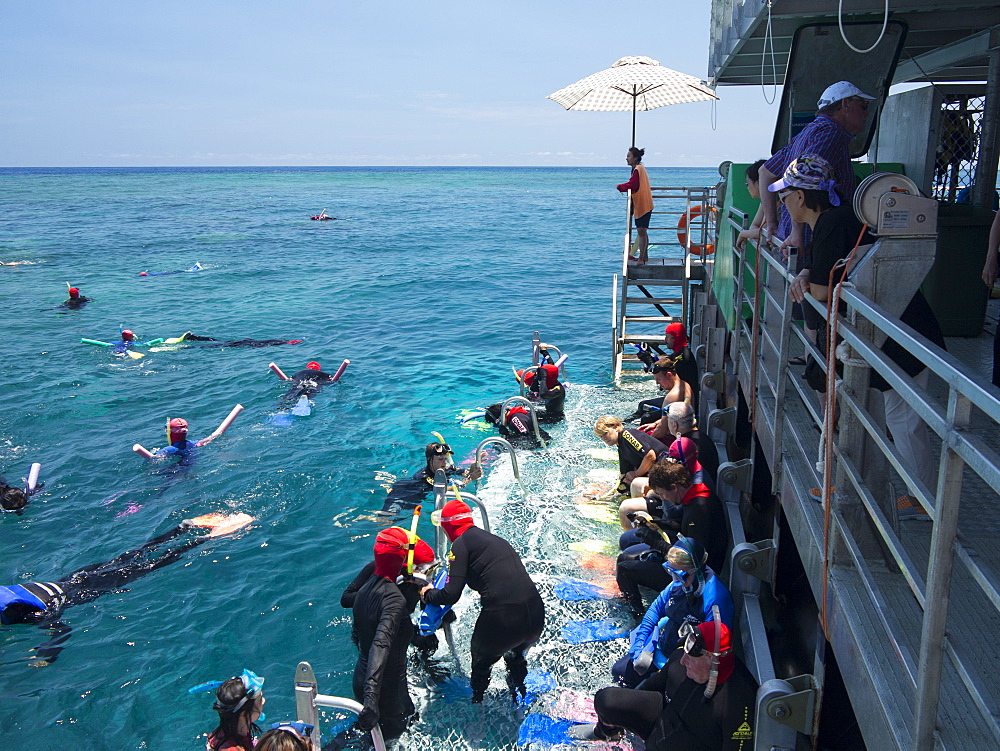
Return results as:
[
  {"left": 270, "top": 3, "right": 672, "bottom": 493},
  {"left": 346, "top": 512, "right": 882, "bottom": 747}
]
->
[{"left": 0, "top": 166, "right": 716, "bottom": 749}]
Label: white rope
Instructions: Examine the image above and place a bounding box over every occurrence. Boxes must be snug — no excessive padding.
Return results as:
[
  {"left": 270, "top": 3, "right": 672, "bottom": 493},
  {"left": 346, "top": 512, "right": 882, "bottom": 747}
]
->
[
  {"left": 760, "top": 1, "right": 777, "bottom": 105},
  {"left": 838, "top": 0, "right": 889, "bottom": 54}
]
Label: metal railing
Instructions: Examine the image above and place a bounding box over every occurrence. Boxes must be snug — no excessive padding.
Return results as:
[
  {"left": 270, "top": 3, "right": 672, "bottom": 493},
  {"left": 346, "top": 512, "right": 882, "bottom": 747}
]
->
[{"left": 723, "top": 204, "right": 1000, "bottom": 749}]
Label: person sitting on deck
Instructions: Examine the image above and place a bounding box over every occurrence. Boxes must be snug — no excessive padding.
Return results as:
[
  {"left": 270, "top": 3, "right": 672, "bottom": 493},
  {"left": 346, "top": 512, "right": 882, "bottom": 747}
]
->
[
  {"left": 570, "top": 619, "right": 757, "bottom": 749},
  {"left": 663, "top": 322, "right": 700, "bottom": 416},
  {"left": 594, "top": 415, "right": 670, "bottom": 497},
  {"left": 629, "top": 360, "right": 693, "bottom": 434},
  {"left": 610, "top": 536, "right": 734, "bottom": 687},
  {"left": 660, "top": 401, "right": 719, "bottom": 484}
]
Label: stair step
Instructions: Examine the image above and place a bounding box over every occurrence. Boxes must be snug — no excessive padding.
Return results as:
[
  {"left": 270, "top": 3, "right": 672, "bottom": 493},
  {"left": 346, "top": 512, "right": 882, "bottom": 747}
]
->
[
  {"left": 622, "top": 335, "right": 670, "bottom": 343},
  {"left": 624, "top": 297, "right": 682, "bottom": 304},
  {"left": 625, "top": 316, "right": 674, "bottom": 323}
]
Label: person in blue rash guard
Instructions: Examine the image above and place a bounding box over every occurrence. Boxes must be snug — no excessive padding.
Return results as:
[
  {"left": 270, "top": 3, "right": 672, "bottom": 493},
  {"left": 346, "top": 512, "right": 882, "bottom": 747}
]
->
[
  {"left": 113, "top": 329, "right": 138, "bottom": 354},
  {"left": 0, "top": 513, "right": 252, "bottom": 665},
  {"left": 152, "top": 418, "right": 207, "bottom": 466},
  {"left": 611, "top": 536, "right": 734, "bottom": 689},
  {"left": 378, "top": 442, "right": 481, "bottom": 518}
]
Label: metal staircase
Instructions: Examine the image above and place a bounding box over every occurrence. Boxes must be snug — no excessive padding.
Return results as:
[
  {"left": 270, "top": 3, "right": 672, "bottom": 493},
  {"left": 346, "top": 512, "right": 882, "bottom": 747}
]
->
[{"left": 612, "top": 185, "right": 715, "bottom": 382}]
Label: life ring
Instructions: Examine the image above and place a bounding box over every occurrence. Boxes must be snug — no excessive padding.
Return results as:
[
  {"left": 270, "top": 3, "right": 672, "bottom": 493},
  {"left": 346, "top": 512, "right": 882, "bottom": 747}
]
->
[{"left": 676, "top": 205, "right": 716, "bottom": 255}]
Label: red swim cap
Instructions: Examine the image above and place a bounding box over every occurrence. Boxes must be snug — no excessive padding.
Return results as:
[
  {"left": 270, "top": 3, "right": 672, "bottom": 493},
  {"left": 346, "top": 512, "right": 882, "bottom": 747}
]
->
[
  {"left": 68, "top": 287, "right": 80, "bottom": 298},
  {"left": 373, "top": 526, "right": 433, "bottom": 580},
  {"left": 665, "top": 322, "right": 688, "bottom": 352},
  {"left": 694, "top": 620, "right": 735, "bottom": 684},
  {"left": 121, "top": 329, "right": 134, "bottom": 341},
  {"left": 306, "top": 361, "right": 321, "bottom": 371},
  {"left": 440, "top": 498, "right": 475, "bottom": 542}
]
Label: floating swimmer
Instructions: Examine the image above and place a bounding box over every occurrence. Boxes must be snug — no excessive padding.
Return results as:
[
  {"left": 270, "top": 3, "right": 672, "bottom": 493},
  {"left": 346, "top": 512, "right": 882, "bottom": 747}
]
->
[
  {"left": 0, "top": 513, "right": 253, "bottom": 665},
  {"left": 60, "top": 284, "right": 92, "bottom": 310},
  {"left": 80, "top": 327, "right": 165, "bottom": 359},
  {"left": 310, "top": 209, "right": 347, "bottom": 220},
  {"left": 138, "top": 261, "right": 203, "bottom": 277},
  {"left": 483, "top": 401, "right": 550, "bottom": 448},
  {"left": 132, "top": 405, "right": 244, "bottom": 466},
  {"left": 154, "top": 331, "right": 303, "bottom": 349},
  {"left": 0, "top": 463, "right": 42, "bottom": 514},
  {"left": 269, "top": 360, "right": 349, "bottom": 417}
]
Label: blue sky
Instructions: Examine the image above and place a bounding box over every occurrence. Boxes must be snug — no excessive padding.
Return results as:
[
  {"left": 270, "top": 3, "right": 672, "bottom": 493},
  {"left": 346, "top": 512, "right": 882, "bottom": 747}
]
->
[{"left": 1, "top": 1, "right": 783, "bottom": 167}]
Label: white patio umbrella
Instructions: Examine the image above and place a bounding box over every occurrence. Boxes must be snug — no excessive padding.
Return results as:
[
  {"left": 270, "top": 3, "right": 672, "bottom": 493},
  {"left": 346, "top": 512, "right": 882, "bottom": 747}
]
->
[{"left": 547, "top": 56, "right": 718, "bottom": 146}]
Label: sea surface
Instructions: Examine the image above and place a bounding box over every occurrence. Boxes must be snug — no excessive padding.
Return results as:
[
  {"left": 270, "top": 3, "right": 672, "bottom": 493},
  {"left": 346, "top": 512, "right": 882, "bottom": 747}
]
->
[{"left": 0, "top": 166, "right": 717, "bottom": 749}]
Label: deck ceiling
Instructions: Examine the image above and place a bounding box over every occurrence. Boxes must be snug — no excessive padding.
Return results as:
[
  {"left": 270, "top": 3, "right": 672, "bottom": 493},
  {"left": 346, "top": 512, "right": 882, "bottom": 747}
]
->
[{"left": 709, "top": 0, "right": 1000, "bottom": 86}]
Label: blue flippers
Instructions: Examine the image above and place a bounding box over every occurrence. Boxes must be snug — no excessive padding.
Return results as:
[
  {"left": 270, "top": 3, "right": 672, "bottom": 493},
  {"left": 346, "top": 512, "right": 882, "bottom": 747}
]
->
[
  {"left": 519, "top": 670, "right": 558, "bottom": 706},
  {"left": 439, "top": 675, "right": 473, "bottom": 704},
  {"left": 291, "top": 396, "right": 311, "bottom": 416},
  {"left": 554, "top": 579, "right": 608, "bottom": 601},
  {"left": 517, "top": 714, "right": 577, "bottom": 746},
  {"left": 561, "top": 619, "right": 630, "bottom": 644}
]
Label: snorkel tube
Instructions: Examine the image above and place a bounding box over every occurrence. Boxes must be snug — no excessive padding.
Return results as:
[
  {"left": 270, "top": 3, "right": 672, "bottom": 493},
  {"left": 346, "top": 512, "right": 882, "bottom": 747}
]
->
[
  {"left": 704, "top": 604, "right": 722, "bottom": 698},
  {"left": 406, "top": 505, "right": 421, "bottom": 575}
]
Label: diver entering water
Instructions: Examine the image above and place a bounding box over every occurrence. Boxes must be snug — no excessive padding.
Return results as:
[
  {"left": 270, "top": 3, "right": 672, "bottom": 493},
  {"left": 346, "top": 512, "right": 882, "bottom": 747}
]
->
[
  {"left": 483, "top": 403, "right": 550, "bottom": 448},
  {"left": 379, "top": 442, "right": 481, "bottom": 518},
  {"left": 515, "top": 363, "right": 566, "bottom": 423},
  {"left": 420, "top": 499, "right": 545, "bottom": 703},
  {"left": 351, "top": 527, "right": 424, "bottom": 740},
  {"left": 0, "top": 513, "right": 253, "bottom": 665}
]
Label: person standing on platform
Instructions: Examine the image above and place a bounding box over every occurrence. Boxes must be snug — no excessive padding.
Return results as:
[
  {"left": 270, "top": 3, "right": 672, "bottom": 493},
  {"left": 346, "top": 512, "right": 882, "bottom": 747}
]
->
[{"left": 617, "top": 147, "right": 654, "bottom": 266}]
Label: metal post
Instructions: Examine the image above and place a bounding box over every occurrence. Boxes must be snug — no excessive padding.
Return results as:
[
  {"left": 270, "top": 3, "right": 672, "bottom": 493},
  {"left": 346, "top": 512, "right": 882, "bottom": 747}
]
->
[
  {"left": 770, "top": 249, "right": 796, "bottom": 493},
  {"left": 913, "top": 391, "right": 972, "bottom": 749},
  {"left": 973, "top": 36, "right": 1000, "bottom": 207}
]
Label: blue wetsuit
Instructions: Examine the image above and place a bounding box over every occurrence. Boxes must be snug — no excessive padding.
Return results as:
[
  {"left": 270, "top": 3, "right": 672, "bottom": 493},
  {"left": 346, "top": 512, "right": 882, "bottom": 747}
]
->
[{"left": 154, "top": 439, "right": 199, "bottom": 466}]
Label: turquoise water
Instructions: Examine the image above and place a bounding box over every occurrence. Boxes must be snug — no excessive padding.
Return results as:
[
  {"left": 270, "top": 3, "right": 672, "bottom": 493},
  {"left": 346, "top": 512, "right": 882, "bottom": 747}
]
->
[{"left": 0, "top": 166, "right": 716, "bottom": 749}]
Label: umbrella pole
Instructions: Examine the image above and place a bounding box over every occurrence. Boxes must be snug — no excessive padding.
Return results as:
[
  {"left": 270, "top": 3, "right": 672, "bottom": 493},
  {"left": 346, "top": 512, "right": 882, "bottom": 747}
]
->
[{"left": 632, "top": 96, "right": 637, "bottom": 148}]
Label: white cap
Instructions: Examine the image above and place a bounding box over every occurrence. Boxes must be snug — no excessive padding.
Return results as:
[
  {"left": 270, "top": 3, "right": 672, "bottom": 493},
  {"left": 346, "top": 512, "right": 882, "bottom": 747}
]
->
[{"left": 817, "top": 81, "right": 875, "bottom": 109}]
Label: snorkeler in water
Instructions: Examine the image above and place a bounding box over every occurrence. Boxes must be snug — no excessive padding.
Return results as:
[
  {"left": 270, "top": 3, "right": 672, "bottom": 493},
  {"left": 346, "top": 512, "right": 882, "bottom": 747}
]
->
[
  {"left": 0, "top": 513, "right": 254, "bottom": 665},
  {"left": 60, "top": 286, "right": 92, "bottom": 310},
  {"left": 161, "top": 332, "right": 303, "bottom": 349},
  {"left": 379, "top": 442, "right": 482, "bottom": 518},
  {"left": 133, "top": 407, "right": 244, "bottom": 466}
]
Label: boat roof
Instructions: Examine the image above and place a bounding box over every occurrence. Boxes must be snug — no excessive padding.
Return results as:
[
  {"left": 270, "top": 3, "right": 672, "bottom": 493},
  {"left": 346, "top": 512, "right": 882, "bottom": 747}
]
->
[{"left": 709, "top": 0, "right": 1000, "bottom": 86}]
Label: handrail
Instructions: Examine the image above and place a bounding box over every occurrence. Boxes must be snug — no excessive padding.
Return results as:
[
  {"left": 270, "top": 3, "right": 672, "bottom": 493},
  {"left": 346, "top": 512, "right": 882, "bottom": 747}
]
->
[
  {"left": 294, "top": 661, "right": 387, "bottom": 751},
  {"left": 727, "top": 235, "right": 1000, "bottom": 748},
  {"left": 500, "top": 396, "right": 547, "bottom": 448},
  {"left": 475, "top": 436, "right": 528, "bottom": 496}
]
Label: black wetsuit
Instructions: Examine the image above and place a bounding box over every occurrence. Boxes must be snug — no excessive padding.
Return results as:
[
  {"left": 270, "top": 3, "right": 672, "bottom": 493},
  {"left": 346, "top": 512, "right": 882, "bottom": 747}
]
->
[
  {"left": 0, "top": 523, "right": 207, "bottom": 663},
  {"left": 593, "top": 650, "right": 758, "bottom": 749},
  {"left": 617, "top": 429, "right": 670, "bottom": 491},
  {"left": 485, "top": 405, "right": 551, "bottom": 448},
  {"left": 379, "top": 466, "right": 468, "bottom": 517},
  {"left": 181, "top": 333, "right": 297, "bottom": 348},
  {"left": 284, "top": 369, "right": 336, "bottom": 401},
  {"left": 351, "top": 575, "right": 415, "bottom": 740},
  {"left": 60, "top": 296, "right": 92, "bottom": 310},
  {"left": 422, "top": 527, "right": 545, "bottom": 701},
  {"left": 525, "top": 374, "right": 566, "bottom": 423}
]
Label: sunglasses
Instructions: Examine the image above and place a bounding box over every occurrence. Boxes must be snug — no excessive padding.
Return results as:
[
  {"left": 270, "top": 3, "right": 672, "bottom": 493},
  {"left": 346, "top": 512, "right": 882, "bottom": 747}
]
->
[
  {"left": 850, "top": 97, "right": 870, "bottom": 111},
  {"left": 778, "top": 189, "right": 796, "bottom": 205},
  {"left": 679, "top": 622, "right": 728, "bottom": 658}
]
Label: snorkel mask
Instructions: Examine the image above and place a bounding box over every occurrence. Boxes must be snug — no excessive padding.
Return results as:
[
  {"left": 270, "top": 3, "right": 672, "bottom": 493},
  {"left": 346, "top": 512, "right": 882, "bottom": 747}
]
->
[
  {"left": 679, "top": 606, "right": 728, "bottom": 698},
  {"left": 663, "top": 535, "right": 707, "bottom": 596},
  {"left": 189, "top": 668, "right": 266, "bottom": 722}
]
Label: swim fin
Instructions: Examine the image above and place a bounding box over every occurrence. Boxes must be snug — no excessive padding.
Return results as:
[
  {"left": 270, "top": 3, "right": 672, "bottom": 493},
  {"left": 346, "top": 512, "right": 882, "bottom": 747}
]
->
[
  {"left": 291, "top": 396, "right": 311, "bottom": 416},
  {"left": 561, "top": 619, "right": 630, "bottom": 644},
  {"left": 554, "top": 579, "right": 608, "bottom": 601},
  {"left": 187, "top": 512, "right": 255, "bottom": 537}
]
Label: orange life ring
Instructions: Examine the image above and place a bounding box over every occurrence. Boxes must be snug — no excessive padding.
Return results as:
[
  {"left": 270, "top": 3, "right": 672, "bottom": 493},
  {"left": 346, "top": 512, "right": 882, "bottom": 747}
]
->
[{"left": 676, "top": 205, "right": 716, "bottom": 255}]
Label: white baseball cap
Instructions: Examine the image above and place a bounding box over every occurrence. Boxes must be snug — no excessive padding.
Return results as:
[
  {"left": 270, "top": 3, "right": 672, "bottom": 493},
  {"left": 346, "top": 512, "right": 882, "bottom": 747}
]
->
[{"left": 817, "top": 81, "right": 875, "bottom": 109}]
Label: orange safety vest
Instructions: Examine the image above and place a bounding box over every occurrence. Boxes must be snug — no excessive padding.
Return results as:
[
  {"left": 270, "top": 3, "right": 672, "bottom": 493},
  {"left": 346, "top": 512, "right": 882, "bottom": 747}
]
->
[{"left": 631, "top": 164, "right": 654, "bottom": 219}]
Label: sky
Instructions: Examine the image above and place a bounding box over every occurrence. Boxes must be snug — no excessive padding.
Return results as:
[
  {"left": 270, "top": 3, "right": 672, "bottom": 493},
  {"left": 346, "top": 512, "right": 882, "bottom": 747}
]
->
[{"left": 1, "top": 1, "right": 786, "bottom": 168}]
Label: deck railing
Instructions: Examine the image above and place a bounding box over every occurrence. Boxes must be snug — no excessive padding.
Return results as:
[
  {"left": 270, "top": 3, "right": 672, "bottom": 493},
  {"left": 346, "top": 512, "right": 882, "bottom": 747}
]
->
[{"left": 722, "top": 204, "right": 1000, "bottom": 749}]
